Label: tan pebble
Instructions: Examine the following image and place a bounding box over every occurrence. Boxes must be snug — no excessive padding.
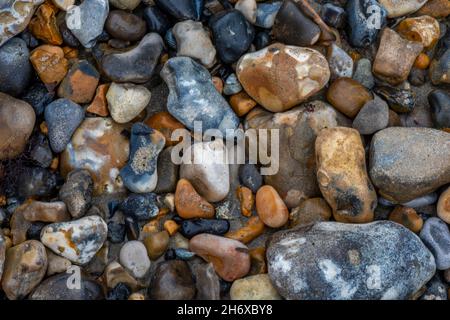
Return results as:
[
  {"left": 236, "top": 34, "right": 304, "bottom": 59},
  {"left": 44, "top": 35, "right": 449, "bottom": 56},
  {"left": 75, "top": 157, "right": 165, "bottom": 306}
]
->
[{"left": 256, "top": 185, "right": 289, "bottom": 228}]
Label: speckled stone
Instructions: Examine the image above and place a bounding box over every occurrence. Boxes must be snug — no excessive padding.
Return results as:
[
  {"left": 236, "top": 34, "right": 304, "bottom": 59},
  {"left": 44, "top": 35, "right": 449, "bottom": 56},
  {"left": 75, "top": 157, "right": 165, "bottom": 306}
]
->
[
  {"left": 0, "top": 37, "right": 31, "bottom": 96},
  {"left": 420, "top": 217, "right": 450, "bottom": 270},
  {"left": 59, "top": 169, "right": 93, "bottom": 218},
  {"left": 352, "top": 95, "right": 389, "bottom": 135}
]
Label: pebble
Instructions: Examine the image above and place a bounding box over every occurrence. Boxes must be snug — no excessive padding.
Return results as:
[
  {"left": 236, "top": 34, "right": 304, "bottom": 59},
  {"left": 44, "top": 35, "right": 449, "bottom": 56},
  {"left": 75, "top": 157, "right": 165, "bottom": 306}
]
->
[
  {"left": 420, "top": 275, "right": 448, "bottom": 300},
  {"left": 209, "top": 9, "right": 254, "bottom": 64},
  {"left": 230, "top": 274, "right": 281, "bottom": 300},
  {"left": 44, "top": 98, "right": 85, "bottom": 153},
  {"left": 254, "top": 1, "right": 281, "bottom": 29},
  {"left": 289, "top": 198, "right": 332, "bottom": 227},
  {"left": 120, "top": 123, "right": 165, "bottom": 193},
  {"left": 326, "top": 78, "right": 372, "bottom": 118},
  {"left": 190, "top": 234, "right": 251, "bottom": 281},
  {"left": 316, "top": 127, "right": 377, "bottom": 223},
  {"left": 437, "top": 187, "right": 450, "bottom": 224},
  {"left": 14, "top": 200, "right": 70, "bottom": 225},
  {"left": 59, "top": 169, "right": 93, "bottom": 219},
  {"left": 267, "top": 221, "right": 436, "bottom": 299},
  {"left": 145, "top": 112, "right": 185, "bottom": 147},
  {"left": 352, "top": 95, "right": 389, "bottom": 135},
  {"left": 428, "top": 89, "right": 450, "bottom": 130},
  {"left": 369, "top": 127, "right": 450, "bottom": 203},
  {"left": 223, "top": 73, "right": 242, "bottom": 96},
  {"left": 106, "top": 83, "right": 151, "bottom": 124},
  {"left": 429, "top": 47, "right": 450, "bottom": 86},
  {"left": 378, "top": 0, "right": 427, "bottom": 18},
  {"left": 235, "top": 0, "right": 257, "bottom": 24},
  {"left": 0, "top": 93, "right": 36, "bottom": 160},
  {"left": 389, "top": 206, "right": 423, "bottom": 233},
  {"left": 254, "top": 31, "right": 270, "bottom": 50},
  {"left": 29, "top": 2, "right": 62, "bottom": 45},
  {"left": 180, "top": 219, "right": 230, "bottom": 239},
  {"left": 109, "top": 0, "right": 141, "bottom": 11},
  {"left": 16, "top": 166, "right": 58, "bottom": 198},
  {"left": 353, "top": 58, "right": 374, "bottom": 89},
  {"left": 103, "top": 261, "right": 138, "bottom": 291},
  {"left": 397, "top": 16, "right": 440, "bottom": 49},
  {"left": 66, "top": 0, "right": 109, "bottom": 48},
  {"left": 155, "top": 0, "right": 201, "bottom": 21},
  {"left": 105, "top": 10, "right": 147, "bottom": 43},
  {"left": 107, "top": 283, "right": 131, "bottom": 300},
  {"left": 46, "top": 250, "right": 71, "bottom": 276},
  {"left": 1, "top": 240, "right": 47, "bottom": 300},
  {"left": 237, "top": 185, "right": 254, "bottom": 217},
  {"left": 273, "top": 0, "right": 320, "bottom": 47},
  {"left": 21, "top": 82, "right": 54, "bottom": 116},
  {"left": 30, "top": 45, "right": 68, "bottom": 88},
  {"left": 154, "top": 147, "right": 179, "bottom": 193},
  {"left": 236, "top": 43, "right": 330, "bottom": 112},
  {"left": 175, "top": 179, "right": 215, "bottom": 219},
  {"left": 327, "top": 43, "right": 353, "bottom": 80},
  {"left": 119, "top": 240, "right": 151, "bottom": 278},
  {"left": 402, "top": 192, "right": 438, "bottom": 208},
  {"left": 161, "top": 57, "right": 239, "bottom": 138},
  {"left": 239, "top": 164, "right": 263, "bottom": 194},
  {"left": 29, "top": 134, "right": 52, "bottom": 168},
  {"left": 143, "top": 6, "right": 171, "bottom": 36},
  {"left": 52, "top": 0, "right": 74, "bottom": 11},
  {"left": 191, "top": 262, "right": 221, "bottom": 300},
  {"left": 144, "top": 231, "right": 169, "bottom": 260},
  {"left": 225, "top": 216, "right": 265, "bottom": 244},
  {"left": 255, "top": 185, "right": 288, "bottom": 228},
  {"left": 0, "top": 235, "right": 4, "bottom": 281},
  {"left": 420, "top": 217, "right": 450, "bottom": 270},
  {"left": 180, "top": 140, "right": 230, "bottom": 202},
  {"left": 40, "top": 215, "right": 108, "bottom": 265},
  {"left": 119, "top": 193, "right": 159, "bottom": 221},
  {"left": 417, "top": 0, "right": 450, "bottom": 18},
  {"left": 149, "top": 260, "right": 195, "bottom": 300},
  {"left": 373, "top": 28, "right": 423, "bottom": 85},
  {"left": 0, "top": 37, "right": 31, "bottom": 96},
  {"left": 173, "top": 20, "right": 216, "bottom": 68},
  {"left": 87, "top": 83, "right": 110, "bottom": 117},
  {"left": 374, "top": 85, "right": 415, "bottom": 113},
  {"left": 320, "top": 3, "right": 346, "bottom": 29},
  {"left": 101, "top": 33, "right": 164, "bottom": 83}
]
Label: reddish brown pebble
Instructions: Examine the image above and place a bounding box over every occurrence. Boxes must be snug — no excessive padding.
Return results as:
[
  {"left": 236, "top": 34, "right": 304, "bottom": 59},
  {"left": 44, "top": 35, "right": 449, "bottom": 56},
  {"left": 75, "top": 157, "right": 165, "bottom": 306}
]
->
[
  {"left": 87, "top": 84, "right": 110, "bottom": 116},
  {"left": 414, "top": 53, "right": 430, "bottom": 70},
  {"left": 230, "top": 92, "right": 257, "bottom": 117},
  {"left": 389, "top": 206, "right": 424, "bottom": 233},
  {"left": 237, "top": 186, "right": 254, "bottom": 217},
  {"left": 145, "top": 111, "right": 186, "bottom": 146},
  {"left": 255, "top": 185, "right": 289, "bottom": 228},
  {"left": 175, "top": 179, "right": 215, "bottom": 219}
]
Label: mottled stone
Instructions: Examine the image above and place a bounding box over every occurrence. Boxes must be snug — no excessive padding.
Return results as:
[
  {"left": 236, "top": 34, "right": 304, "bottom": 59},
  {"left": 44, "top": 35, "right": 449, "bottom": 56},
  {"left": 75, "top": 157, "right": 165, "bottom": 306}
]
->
[
  {"left": 106, "top": 83, "right": 151, "bottom": 124},
  {"left": 119, "top": 193, "right": 159, "bottom": 221},
  {"left": 30, "top": 45, "right": 69, "bottom": 87},
  {"left": 397, "top": 16, "right": 440, "bottom": 49},
  {"left": 144, "top": 231, "right": 169, "bottom": 260},
  {"left": 255, "top": 1, "right": 282, "bottom": 29},
  {"left": 145, "top": 112, "right": 185, "bottom": 147},
  {"left": 59, "top": 169, "right": 93, "bottom": 218},
  {"left": 327, "top": 43, "right": 353, "bottom": 80},
  {"left": 103, "top": 261, "right": 138, "bottom": 291},
  {"left": 352, "top": 95, "right": 389, "bottom": 135},
  {"left": 230, "top": 274, "right": 281, "bottom": 300},
  {"left": 326, "top": 78, "right": 372, "bottom": 118},
  {"left": 420, "top": 217, "right": 450, "bottom": 270},
  {"left": 378, "top": 0, "right": 428, "bottom": 18},
  {"left": 119, "top": 240, "right": 151, "bottom": 278},
  {"left": 87, "top": 84, "right": 110, "bottom": 117},
  {"left": 429, "top": 49, "right": 450, "bottom": 85},
  {"left": 289, "top": 197, "right": 332, "bottom": 227},
  {"left": 225, "top": 216, "right": 265, "bottom": 244},
  {"left": 417, "top": 0, "right": 450, "bottom": 18},
  {"left": 0, "top": 37, "right": 31, "bottom": 96},
  {"left": 149, "top": 260, "right": 195, "bottom": 300},
  {"left": 374, "top": 86, "right": 415, "bottom": 113},
  {"left": 389, "top": 206, "right": 423, "bottom": 233}
]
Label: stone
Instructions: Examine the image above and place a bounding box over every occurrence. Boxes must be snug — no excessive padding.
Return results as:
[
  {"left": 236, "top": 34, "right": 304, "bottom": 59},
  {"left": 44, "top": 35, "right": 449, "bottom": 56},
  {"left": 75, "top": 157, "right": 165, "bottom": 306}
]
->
[
  {"left": 417, "top": 0, "right": 450, "bottom": 18},
  {"left": 239, "top": 164, "right": 263, "bottom": 194},
  {"left": 273, "top": 0, "right": 320, "bottom": 47},
  {"left": 378, "top": 0, "right": 428, "bottom": 18},
  {"left": 289, "top": 197, "right": 332, "bottom": 227},
  {"left": 46, "top": 250, "right": 71, "bottom": 276},
  {"left": 255, "top": 1, "right": 281, "bottom": 29},
  {"left": 326, "top": 78, "right": 372, "bottom": 118},
  {"left": 15, "top": 200, "right": 70, "bottom": 224},
  {"left": 255, "top": 185, "right": 288, "bottom": 228},
  {"left": 209, "top": 9, "right": 254, "bottom": 64},
  {"left": 352, "top": 95, "right": 389, "bottom": 135},
  {"left": 109, "top": 0, "right": 141, "bottom": 11},
  {"left": 180, "top": 140, "right": 230, "bottom": 202},
  {"left": 155, "top": 0, "right": 201, "bottom": 21},
  {"left": 0, "top": 0, "right": 45, "bottom": 47},
  {"left": 86, "top": 84, "right": 110, "bottom": 117},
  {"left": 30, "top": 45, "right": 68, "bottom": 88},
  {"left": 237, "top": 186, "right": 254, "bottom": 217},
  {"left": 120, "top": 123, "right": 165, "bottom": 193},
  {"left": 236, "top": 0, "right": 257, "bottom": 24},
  {"left": 119, "top": 240, "right": 151, "bottom": 279},
  {"left": 237, "top": 43, "right": 330, "bottom": 112},
  {"left": 41, "top": 215, "right": 108, "bottom": 265},
  {"left": 353, "top": 58, "right": 374, "bottom": 89},
  {"left": 59, "top": 169, "right": 93, "bottom": 219},
  {"left": 230, "top": 274, "right": 281, "bottom": 300},
  {"left": 437, "top": 187, "right": 450, "bottom": 224},
  {"left": 190, "top": 234, "right": 250, "bottom": 281},
  {"left": 389, "top": 206, "right": 423, "bottom": 233},
  {"left": 374, "top": 86, "right": 415, "bottom": 113},
  {"left": 230, "top": 92, "right": 257, "bottom": 117},
  {"left": 154, "top": 147, "right": 179, "bottom": 193},
  {"left": 414, "top": 53, "right": 430, "bottom": 70},
  {"left": 373, "top": 28, "right": 423, "bottom": 86},
  {"left": 0, "top": 37, "right": 31, "bottom": 97},
  {"left": 1, "top": 240, "right": 47, "bottom": 300},
  {"left": 180, "top": 219, "right": 230, "bottom": 239},
  {"left": 428, "top": 89, "right": 450, "bottom": 130},
  {"left": 175, "top": 179, "right": 215, "bottom": 219},
  {"left": 402, "top": 192, "right": 438, "bottom": 208},
  {"left": 29, "top": 134, "right": 52, "bottom": 168},
  {"left": 346, "top": 0, "right": 387, "bottom": 47},
  {"left": 107, "top": 283, "right": 131, "bottom": 300},
  {"left": 103, "top": 261, "right": 138, "bottom": 291},
  {"left": 60, "top": 117, "right": 130, "bottom": 195},
  {"left": 143, "top": 6, "right": 171, "bottom": 36},
  {"left": 429, "top": 49, "right": 450, "bottom": 85},
  {"left": 320, "top": 3, "right": 346, "bottom": 29},
  {"left": 316, "top": 127, "right": 377, "bottom": 223},
  {"left": 397, "top": 16, "right": 440, "bottom": 49},
  {"left": 149, "top": 260, "right": 195, "bottom": 300},
  {"left": 57, "top": 60, "right": 100, "bottom": 104},
  {"left": 267, "top": 221, "right": 436, "bottom": 300},
  {"left": 16, "top": 166, "right": 58, "bottom": 198},
  {"left": 66, "top": 0, "right": 109, "bottom": 48},
  {"left": 420, "top": 275, "right": 448, "bottom": 300},
  {"left": 45, "top": 98, "right": 85, "bottom": 153},
  {"left": 52, "top": 0, "right": 74, "bottom": 11},
  {"left": 144, "top": 231, "right": 169, "bottom": 260},
  {"left": 327, "top": 44, "right": 353, "bottom": 80},
  {"left": 161, "top": 57, "right": 239, "bottom": 138},
  {"left": 119, "top": 193, "right": 159, "bottom": 221},
  {"left": 369, "top": 127, "right": 450, "bottom": 203},
  {"left": 105, "top": 10, "right": 147, "bottom": 42},
  {"left": 101, "top": 33, "right": 164, "bottom": 84},
  {"left": 106, "top": 83, "right": 151, "bottom": 124},
  {"left": 0, "top": 235, "right": 5, "bottom": 281},
  {"left": 145, "top": 112, "right": 185, "bottom": 147},
  {"left": 420, "top": 217, "right": 450, "bottom": 270},
  {"left": 191, "top": 262, "right": 221, "bottom": 300},
  {"left": 21, "top": 82, "right": 54, "bottom": 116},
  {"left": 0, "top": 93, "right": 35, "bottom": 160},
  {"left": 225, "top": 216, "right": 265, "bottom": 244},
  {"left": 223, "top": 73, "right": 242, "bottom": 96},
  {"left": 173, "top": 20, "right": 216, "bottom": 68},
  {"left": 29, "top": 2, "right": 62, "bottom": 45}
]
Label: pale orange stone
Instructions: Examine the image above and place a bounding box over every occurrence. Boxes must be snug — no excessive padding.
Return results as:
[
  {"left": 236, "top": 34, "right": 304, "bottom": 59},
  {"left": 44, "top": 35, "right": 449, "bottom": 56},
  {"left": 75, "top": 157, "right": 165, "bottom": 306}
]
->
[
  {"left": 225, "top": 216, "right": 265, "bottom": 244},
  {"left": 414, "top": 53, "right": 430, "bottom": 70},
  {"left": 30, "top": 45, "right": 69, "bottom": 87},
  {"left": 389, "top": 206, "right": 423, "bottom": 233},
  {"left": 237, "top": 186, "right": 254, "bottom": 217},
  {"left": 29, "top": 2, "right": 63, "bottom": 45},
  {"left": 175, "top": 179, "right": 215, "bottom": 219},
  {"left": 255, "top": 185, "right": 289, "bottom": 228},
  {"left": 163, "top": 220, "right": 179, "bottom": 236},
  {"left": 230, "top": 92, "right": 257, "bottom": 117},
  {"left": 87, "top": 84, "right": 110, "bottom": 117}
]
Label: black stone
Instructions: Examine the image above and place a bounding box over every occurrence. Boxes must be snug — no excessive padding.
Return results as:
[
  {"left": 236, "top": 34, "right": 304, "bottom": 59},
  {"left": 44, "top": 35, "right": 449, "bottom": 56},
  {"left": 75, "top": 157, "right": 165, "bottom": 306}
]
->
[
  {"left": 106, "top": 283, "right": 131, "bottom": 300},
  {"left": 21, "top": 82, "right": 55, "bottom": 116},
  {"left": 254, "top": 31, "right": 271, "bottom": 51},
  {"left": 180, "top": 218, "right": 230, "bottom": 239},
  {"left": 16, "top": 167, "right": 59, "bottom": 199},
  {"left": 27, "top": 222, "right": 46, "bottom": 240},
  {"left": 155, "top": 0, "right": 202, "bottom": 21},
  {"left": 428, "top": 89, "right": 450, "bottom": 129},
  {"left": 125, "top": 216, "right": 140, "bottom": 241},
  {"left": 107, "top": 221, "right": 126, "bottom": 244},
  {"left": 154, "top": 147, "right": 179, "bottom": 194},
  {"left": 143, "top": 6, "right": 171, "bottom": 36},
  {"left": 0, "top": 37, "right": 31, "bottom": 97},
  {"left": 119, "top": 193, "right": 159, "bottom": 221},
  {"left": 320, "top": 3, "right": 346, "bottom": 29},
  {"left": 239, "top": 164, "right": 263, "bottom": 194}
]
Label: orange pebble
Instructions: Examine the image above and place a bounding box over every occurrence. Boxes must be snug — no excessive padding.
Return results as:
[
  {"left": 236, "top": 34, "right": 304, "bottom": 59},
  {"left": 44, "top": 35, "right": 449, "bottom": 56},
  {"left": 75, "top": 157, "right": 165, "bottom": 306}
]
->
[
  {"left": 225, "top": 216, "right": 265, "bottom": 244},
  {"left": 40, "top": 121, "right": 48, "bottom": 135},
  {"left": 389, "top": 206, "right": 423, "bottom": 233},
  {"left": 230, "top": 92, "right": 257, "bottom": 117},
  {"left": 145, "top": 112, "right": 185, "bottom": 146},
  {"left": 175, "top": 179, "right": 215, "bottom": 219},
  {"left": 256, "top": 185, "right": 289, "bottom": 228},
  {"left": 50, "top": 157, "right": 59, "bottom": 171},
  {"left": 249, "top": 247, "right": 267, "bottom": 275},
  {"left": 237, "top": 186, "right": 254, "bottom": 217},
  {"left": 414, "top": 53, "right": 430, "bottom": 69},
  {"left": 164, "top": 220, "right": 180, "bottom": 236}
]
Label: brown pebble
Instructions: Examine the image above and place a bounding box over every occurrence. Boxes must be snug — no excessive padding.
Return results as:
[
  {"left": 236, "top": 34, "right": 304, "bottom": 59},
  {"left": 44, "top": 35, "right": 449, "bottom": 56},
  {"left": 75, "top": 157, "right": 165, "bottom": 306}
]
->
[
  {"left": 289, "top": 197, "right": 332, "bottom": 227},
  {"left": 225, "top": 216, "right": 265, "bottom": 244},
  {"left": 248, "top": 247, "right": 267, "bottom": 275},
  {"left": 417, "top": 0, "right": 450, "bottom": 18},
  {"left": 175, "top": 179, "right": 215, "bottom": 219},
  {"left": 414, "top": 53, "right": 430, "bottom": 70},
  {"left": 87, "top": 84, "right": 110, "bottom": 116},
  {"left": 30, "top": 45, "right": 69, "bottom": 88},
  {"left": 163, "top": 220, "right": 179, "bottom": 236},
  {"left": 144, "top": 231, "right": 170, "bottom": 260},
  {"left": 397, "top": 16, "right": 440, "bottom": 49},
  {"left": 29, "top": 2, "right": 62, "bottom": 45},
  {"left": 145, "top": 112, "right": 186, "bottom": 147},
  {"left": 389, "top": 206, "right": 423, "bottom": 233},
  {"left": 437, "top": 186, "right": 450, "bottom": 224},
  {"left": 255, "top": 185, "right": 289, "bottom": 228},
  {"left": 237, "top": 186, "right": 254, "bottom": 217},
  {"left": 230, "top": 92, "right": 257, "bottom": 117}
]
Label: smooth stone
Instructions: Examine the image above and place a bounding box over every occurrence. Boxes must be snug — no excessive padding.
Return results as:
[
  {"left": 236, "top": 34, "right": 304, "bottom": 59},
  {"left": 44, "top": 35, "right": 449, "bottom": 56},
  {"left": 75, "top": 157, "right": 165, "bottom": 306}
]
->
[
  {"left": 239, "top": 164, "right": 263, "bottom": 194},
  {"left": 237, "top": 43, "right": 330, "bottom": 112},
  {"left": 316, "top": 127, "right": 377, "bottom": 223},
  {"left": 175, "top": 179, "right": 215, "bottom": 219},
  {"left": 289, "top": 197, "right": 332, "bottom": 227},
  {"left": 45, "top": 98, "right": 85, "bottom": 153},
  {"left": 106, "top": 83, "right": 151, "bottom": 124},
  {"left": 180, "top": 219, "right": 230, "bottom": 239},
  {"left": 374, "top": 86, "right": 415, "bottom": 113},
  {"left": 119, "top": 240, "right": 151, "bottom": 279},
  {"left": 256, "top": 185, "right": 289, "bottom": 228},
  {"left": 154, "top": 147, "right": 179, "bottom": 193},
  {"left": 41, "top": 215, "right": 108, "bottom": 265},
  {"left": 0, "top": 0, "right": 45, "bottom": 47},
  {"left": 29, "top": 134, "right": 52, "bottom": 168},
  {"left": 16, "top": 166, "right": 58, "bottom": 198},
  {"left": 1, "top": 240, "right": 47, "bottom": 300},
  {"left": 267, "top": 221, "right": 436, "bottom": 300},
  {"left": 191, "top": 262, "right": 221, "bottom": 300},
  {"left": 87, "top": 83, "right": 110, "bottom": 117},
  {"left": 326, "top": 78, "right": 372, "bottom": 118},
  {"left": 428, "top": 89, "right": 450, "bottom": 130},
  {"left": 397, "top": 16, "right": 440, "bottom": 49},
  {"left": 369, "top": 127, "right": 450, "bottom": 203},
  {"left": 254, "top": 31, "right": 270, "bottom": 50},
  {"left": 143, "top": 6, "right": 171, "bottom": 36},
  {"left": 30, "top": 272, "right": 103, "bottom": 300},
  {"left": 149, "top": 260, "right": 195, "bottom": 300},
  {"left": 60, "top": 117, "right": 130, "bottom": 195},
  {"left": 28, "top": 2, "right": 62, "bottom": 45},
  {"left": 0, "top": 93, "right": 36, "bottom": 160},
  {"left": 402, "top": 192, "right": 438, "bottom": 208},
  {"left": 378, "top": 0, "right": 428, "bottom": 18},
  {"left": 103, "top": 261, "right": 138, "bottom": 291},
  {"left": 353, "top": 58, "right": 374, "bottom": 89},
  {"left": 164, "top": 28, "right": 177, "bottom": 50},
  {"left": 161, "top": 57, "right": 239, "bottom": 137},
  {"left": 225, "top": 216, "right": 265, "bottom": 244},
  {"left": 352, "top": 95, "right": 389, "bottom": 135},
  {"left": 46, "top": 250, "right": 71, "bottom": 276},
  {"left": 255, "top": 1, "right": 281, "bottom": 29},
  {"left": 230, "top": 274, "right": 281, "bottom": 300},
  {"left": 173, "top": 20, "right": 216, "bottom": 68},
  {"left": 373, "top": 28, "right": 423, "bottom": 86},
  {"left": 59, "top": 169, "right": 93, "bottom": 219},
  {"left": 223, "top": 73, "right": 242, "bottom": 96},
  {"left": 119, "top": 193, "right": 159, "bottom": 221},
  {"left": 417, "top": 0, "right": 450, "bottom": 18},
  {"left": 144, "top": 231, "right": 169, "bottom": 260},
  {"left": 327, "top": 43, "right": 353, "bottom": 80},
  {"left": 236, "top": 0, "right": 257, "bottom": 24},
  {"left": 155, "top": 0, "right": 201, "bottom": 21},
  {"left": 29, "top": 45, "right": 68, "bottom": 87},
  {"left": 15, "top": 200, "right": 70, "bottom": 224},
  {"left": 429, "top": 48, "right": 450, "bottom": 86},
  {"left": 209, "top": 9, "right": 255, "bottom": 64},
  {"left": 389, "top": 206, "right": 423, "bottom": 233},
  {"left": 21, "top": 82, "right": 54, "bottom": 116},
  {"left": 346, "top": 0, "right": 387, "bottom": 47},
  {"left": 120, "top": 123, "right": 165, "bottom": 193},
  {"left": 420, "top": 217, "right": 450, "bottom": 270},
  {"left": 66, "top": 0, "right": 109, "bottom": 48},
  {"left": 105, "top": 10, "right": 146, "bottom": 42},
  {"left": 101, "top": 33, "right": 164, "bottom": 83},
  {"left": 180, "top": 140, "right": 230, "bottom": 203},
  {"left": 320, "top": 3, "right": 346, "bottom": 29},
  {"left": 437, "top": 187, "right": 450, "bottom": 224},
  {"left": 190, "top": 234, "right": 251, "bottom": 281},
  {"left": 109, "top": 0, "right": 140, "bottom": 10},
  {"left": 57, "top": 15, "right": 80, "bottom": 47},
  {"left": 273, "top": 0, "right": 320, "bottom": 47},
  {"left": 237, "top": 185, "right": 254, "bottom": 217},
  {"left": 0, "top": 37, "right": 31, "bottom": 96}
]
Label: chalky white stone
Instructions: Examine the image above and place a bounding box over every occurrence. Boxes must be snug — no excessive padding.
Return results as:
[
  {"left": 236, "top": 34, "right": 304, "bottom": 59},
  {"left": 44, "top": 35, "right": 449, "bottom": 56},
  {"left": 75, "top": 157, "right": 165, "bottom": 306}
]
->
[
  {"left": 119, "top": 241, "right": 151, "bottom": 279},
  {"left": 106, "top": 83, "right": 151, "bottom": 124}
]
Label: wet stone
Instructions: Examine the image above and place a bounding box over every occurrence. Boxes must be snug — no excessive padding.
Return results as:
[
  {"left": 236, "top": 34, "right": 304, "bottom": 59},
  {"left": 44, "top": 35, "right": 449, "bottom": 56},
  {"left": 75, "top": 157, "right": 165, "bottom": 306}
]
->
[
  {"left": 119, "top": 193, "right": 159, "bottom": 221},
  {"left": 0, "top": 37, "right": 31, "bottom": 97},
  {"left": 180, "top": 219, "right": 230, "bottom": 239},
  {"left": 105, "top": 10, "right": 147, "bottom": 43},
  {"left": 59, "top": 169, "right": 93, "bottom": 219},
  {"left": 420, "top": 217, "right": 450, "bottom": 270}
]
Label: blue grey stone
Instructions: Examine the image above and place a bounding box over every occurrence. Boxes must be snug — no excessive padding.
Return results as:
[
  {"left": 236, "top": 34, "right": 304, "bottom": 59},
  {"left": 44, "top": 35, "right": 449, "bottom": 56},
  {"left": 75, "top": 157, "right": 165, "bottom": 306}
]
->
[
  {"left": 0, "top": 37, "right": 31, "bottom": 97},
  {"left": 267, "top": 221, "right": 436, "bottom": 299},
  {"left": 44, "top": 99, "right": 85, "bottom": 153},
  {"left": 402, "top": 192, "right": 438, "bottom": 208},
  {"left": 255, "top": 1, "right": 282, "bottom": 29},
  {"left": 160, "top": 56, "right": 240, "bottom": 138},
  {"left": 321, "top": 3, "right": 346, "bottom": 29},
  {"left": 223, "top": 73, "right": 242, "bottom": 95},
  {"left": 119, "top": 193, "right": 159, "bottom": 221},
  {"left": 420, "top": 217, "right": 450, "bottom": 270},
  {"left": 353, "top": 58, "right": 374, "bottom": 89},
  {"left": 21, "top": 82, "right": 55, "bottom": 116},
  {"left": 239, "top": 163, "right": 262, "bottom": 194}
]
